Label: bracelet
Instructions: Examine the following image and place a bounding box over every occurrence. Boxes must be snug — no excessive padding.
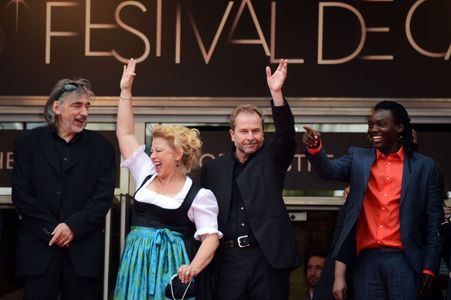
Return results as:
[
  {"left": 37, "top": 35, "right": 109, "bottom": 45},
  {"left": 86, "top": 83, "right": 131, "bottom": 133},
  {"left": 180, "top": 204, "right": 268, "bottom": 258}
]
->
[{"left": 119, "top": 96, "right": 131, "bottom": 101}]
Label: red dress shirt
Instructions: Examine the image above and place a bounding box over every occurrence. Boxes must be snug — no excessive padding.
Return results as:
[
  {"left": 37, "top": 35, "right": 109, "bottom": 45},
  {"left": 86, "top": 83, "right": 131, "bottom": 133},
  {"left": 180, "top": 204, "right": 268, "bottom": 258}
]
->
[
  {"left": 356, "top": 147, "right": 404, "bottom": 253},
  {"left": 308, "top": 144, "right": 435, "bottom": 276}
]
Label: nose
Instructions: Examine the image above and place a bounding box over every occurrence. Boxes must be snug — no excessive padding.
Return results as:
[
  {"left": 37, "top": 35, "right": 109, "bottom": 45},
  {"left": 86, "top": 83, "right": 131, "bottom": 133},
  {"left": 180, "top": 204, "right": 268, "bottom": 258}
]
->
[
  {"left": 368, "top": 125, "right": 378, "bottom": 134},
  {"left": 80, "top": 105, "right": 89, "bottom": 117}
]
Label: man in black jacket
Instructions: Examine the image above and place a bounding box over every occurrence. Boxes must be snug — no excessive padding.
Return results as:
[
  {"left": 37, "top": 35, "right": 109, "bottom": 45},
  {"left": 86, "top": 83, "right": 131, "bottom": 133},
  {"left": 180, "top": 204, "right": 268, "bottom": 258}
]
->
[
  {"left": 12, "top": 79, "right": 116, "bottom": 300},
  {"left": 201, "top": 59, "right": 300, "bottom": 300}
]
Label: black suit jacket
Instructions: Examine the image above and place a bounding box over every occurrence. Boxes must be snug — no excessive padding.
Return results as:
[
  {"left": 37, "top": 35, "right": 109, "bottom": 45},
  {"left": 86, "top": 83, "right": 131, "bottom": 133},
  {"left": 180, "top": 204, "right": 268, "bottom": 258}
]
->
[
  {"left": 12, "top": 126, "right": 116, "bottom": 278},
  {"left": 201, "top": 102, "right": 300, "bottom": 269}
]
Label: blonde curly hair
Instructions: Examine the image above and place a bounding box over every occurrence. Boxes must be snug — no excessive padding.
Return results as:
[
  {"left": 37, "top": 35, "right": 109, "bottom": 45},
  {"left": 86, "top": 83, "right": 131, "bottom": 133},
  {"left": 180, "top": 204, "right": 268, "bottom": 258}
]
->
[{"left": 151, "top": 124, "right": 202, "bottom": 176}]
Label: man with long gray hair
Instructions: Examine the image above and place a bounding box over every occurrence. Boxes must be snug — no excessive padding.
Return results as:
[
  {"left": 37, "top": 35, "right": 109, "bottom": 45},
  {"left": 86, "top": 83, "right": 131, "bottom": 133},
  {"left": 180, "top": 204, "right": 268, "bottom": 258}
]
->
[{"left": 12, "top": 79, "right": 116, "bottom": 300}]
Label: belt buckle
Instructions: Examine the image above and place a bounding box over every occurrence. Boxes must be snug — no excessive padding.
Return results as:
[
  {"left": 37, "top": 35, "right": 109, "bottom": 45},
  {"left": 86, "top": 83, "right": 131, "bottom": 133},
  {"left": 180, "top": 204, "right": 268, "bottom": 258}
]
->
[{"left": 237, "top": 235, "right": 250, "bottom": 248}]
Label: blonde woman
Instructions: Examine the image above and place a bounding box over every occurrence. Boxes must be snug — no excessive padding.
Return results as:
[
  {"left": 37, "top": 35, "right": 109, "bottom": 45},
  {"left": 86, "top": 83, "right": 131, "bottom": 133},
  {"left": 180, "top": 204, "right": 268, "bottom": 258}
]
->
[{"left": 114, "top": 59, "right": 221, "bottom": 300}]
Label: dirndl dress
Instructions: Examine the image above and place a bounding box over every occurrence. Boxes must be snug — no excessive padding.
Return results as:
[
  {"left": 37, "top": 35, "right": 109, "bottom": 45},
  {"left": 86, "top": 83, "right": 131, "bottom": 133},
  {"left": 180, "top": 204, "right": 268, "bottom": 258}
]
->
[{"left": 114, "top": 176, "right": 200, "bottom": 300}]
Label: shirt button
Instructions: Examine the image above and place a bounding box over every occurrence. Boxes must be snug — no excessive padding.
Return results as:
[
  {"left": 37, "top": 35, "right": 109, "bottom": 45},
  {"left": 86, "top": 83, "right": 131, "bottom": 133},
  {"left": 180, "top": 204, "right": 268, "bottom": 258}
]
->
[
  {"left": 64, "top": 157, "right": 67, "bottom": 161},
  {"left": 379, "top": 225, "right": 384, "bottom": 228},
  {"left": 377, "top": 240, "right": 382, "bottom": 244},
  {"left": 241, "top": 223, "right": 245, "bottom": 227},
  {"left": 388, "top": 162, "right": 391, "bottom": 165},
  {"left": 240, "top": 207, "right": 244, "bottom": 210},
  {"left": 384, "top": 193, "right": 387, "bottom": 197},
  {"left": 386, "top": 177, "right": 390, "bottom": 180}
]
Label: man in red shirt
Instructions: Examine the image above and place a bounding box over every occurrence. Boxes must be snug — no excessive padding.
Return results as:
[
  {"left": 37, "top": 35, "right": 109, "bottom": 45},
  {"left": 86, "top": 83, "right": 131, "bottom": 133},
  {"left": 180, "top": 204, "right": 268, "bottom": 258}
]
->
[{"left": 302, "top": 101, "right": 443, "bottom": 299}]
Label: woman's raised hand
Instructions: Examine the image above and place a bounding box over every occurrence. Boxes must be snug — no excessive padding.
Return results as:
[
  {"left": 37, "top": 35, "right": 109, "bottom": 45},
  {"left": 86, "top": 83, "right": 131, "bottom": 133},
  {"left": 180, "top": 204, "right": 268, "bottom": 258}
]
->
[{"left": 120, "top": 58, "right": 136, "bottom": 95}]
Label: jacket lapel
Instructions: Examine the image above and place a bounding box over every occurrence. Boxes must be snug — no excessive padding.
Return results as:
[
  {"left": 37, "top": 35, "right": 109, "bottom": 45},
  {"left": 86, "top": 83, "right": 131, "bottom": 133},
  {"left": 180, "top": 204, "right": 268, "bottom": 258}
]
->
[
  {"left": 400, "top": 153, "right": 415, "bottom": 207},
  {"left": 359, "top": 148, "right": 376, "bottom": 202},
  {"left": 37, "top": 130, "right": 61, "bottom": 175},
  {"left": 218, "top": 153, "right": 235, "bottom": 225}
]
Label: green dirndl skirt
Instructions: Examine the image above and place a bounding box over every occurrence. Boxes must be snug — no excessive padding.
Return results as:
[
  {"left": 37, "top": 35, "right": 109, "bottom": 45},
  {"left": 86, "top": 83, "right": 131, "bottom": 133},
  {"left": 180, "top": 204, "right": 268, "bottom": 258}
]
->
[{"left": 114, "top": 226, "right": 194, "bottom": 300}]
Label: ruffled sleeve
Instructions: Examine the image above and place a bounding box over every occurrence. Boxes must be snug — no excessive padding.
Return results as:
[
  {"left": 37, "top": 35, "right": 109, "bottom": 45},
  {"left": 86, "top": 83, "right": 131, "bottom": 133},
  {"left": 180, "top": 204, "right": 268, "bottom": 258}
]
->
[
  {"left": 188, "top": 188, "right": 223, "bottom": 240},
  {"left": 120, "top": 145, "right": 155, "bottom": 189}
]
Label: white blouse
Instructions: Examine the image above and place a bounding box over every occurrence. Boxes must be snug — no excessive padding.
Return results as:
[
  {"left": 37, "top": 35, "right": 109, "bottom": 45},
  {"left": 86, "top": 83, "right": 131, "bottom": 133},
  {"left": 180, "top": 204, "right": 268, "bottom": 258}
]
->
[{"left": 121, "top": 145, "right": 222, "bottom": 240}]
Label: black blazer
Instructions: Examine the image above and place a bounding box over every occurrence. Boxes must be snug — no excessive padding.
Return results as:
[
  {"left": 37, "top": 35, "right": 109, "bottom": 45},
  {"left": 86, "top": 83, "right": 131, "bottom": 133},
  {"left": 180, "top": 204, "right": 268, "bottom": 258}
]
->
[
  {"left": 12, "top": 126, "right": 116, "bottom": 278},
  {"left": 201, "top": 102, "right": 300, "bottom": 270}
]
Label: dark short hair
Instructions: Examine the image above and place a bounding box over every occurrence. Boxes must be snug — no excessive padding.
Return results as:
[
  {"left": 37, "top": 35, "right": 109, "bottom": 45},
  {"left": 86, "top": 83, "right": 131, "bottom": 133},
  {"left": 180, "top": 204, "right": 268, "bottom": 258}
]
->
[
  {"left": 304, "top": 248, "right": 327, "bottom": 273},
  {"left": 229, "top": 104, "right": 264, "bottom": 130},
  {"left": 44, "top": 78, "right": 94, "bottom": 125}
]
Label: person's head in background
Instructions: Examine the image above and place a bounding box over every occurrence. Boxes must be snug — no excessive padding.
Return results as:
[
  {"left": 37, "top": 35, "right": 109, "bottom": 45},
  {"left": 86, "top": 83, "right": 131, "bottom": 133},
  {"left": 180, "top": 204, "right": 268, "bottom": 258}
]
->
[{"left": 305, "top": 250, "right": 327, "bottom": 290}]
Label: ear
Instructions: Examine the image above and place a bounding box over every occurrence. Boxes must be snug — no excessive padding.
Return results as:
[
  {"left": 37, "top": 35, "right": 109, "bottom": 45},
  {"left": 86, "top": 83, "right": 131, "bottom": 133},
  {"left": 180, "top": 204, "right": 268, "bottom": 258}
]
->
[
  {"left": 175, "top": 149, "right": 183, "bottom": 161},
  {"left": 396, "top": 123, "right": 404, "bottom": 134},
  {"left": 53, "top": 101, "right": 61, "bottom": 115},
  {"left": 229, "top": 129, "right": 235, "bottom": 142}
]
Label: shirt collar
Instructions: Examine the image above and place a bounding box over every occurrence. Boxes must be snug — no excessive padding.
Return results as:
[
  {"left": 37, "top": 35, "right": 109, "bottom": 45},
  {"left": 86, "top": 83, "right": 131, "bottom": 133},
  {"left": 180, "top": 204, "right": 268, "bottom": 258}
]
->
[
  {"left": 376, "top": 145, "right": 404, "bottom": 161},
  {"left": 47, "top": 124, "right": 83, "bottom": 144}
]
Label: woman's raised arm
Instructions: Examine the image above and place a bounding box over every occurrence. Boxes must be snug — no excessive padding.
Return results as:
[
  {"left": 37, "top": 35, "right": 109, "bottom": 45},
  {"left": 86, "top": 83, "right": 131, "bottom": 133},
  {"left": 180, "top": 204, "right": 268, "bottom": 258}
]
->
[{"left": 116, "top": 58, "right": 140, "bottom": 160}]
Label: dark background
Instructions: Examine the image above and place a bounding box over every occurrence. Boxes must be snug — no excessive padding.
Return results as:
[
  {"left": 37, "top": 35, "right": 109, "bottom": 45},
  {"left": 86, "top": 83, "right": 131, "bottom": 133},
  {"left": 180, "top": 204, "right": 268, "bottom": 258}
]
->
[
  {"left": 198, "top": 128, "right": 451, "bottom": 191},
  {"left": 0, "top": 0, "right": 449, "bottom": 98}
]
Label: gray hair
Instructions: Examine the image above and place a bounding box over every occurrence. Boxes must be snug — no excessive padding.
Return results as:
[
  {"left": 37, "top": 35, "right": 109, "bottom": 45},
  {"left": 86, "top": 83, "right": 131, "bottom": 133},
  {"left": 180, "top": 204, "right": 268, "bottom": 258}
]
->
[{"left": 44, "top": 78, "right": 94, "bottom": 125}]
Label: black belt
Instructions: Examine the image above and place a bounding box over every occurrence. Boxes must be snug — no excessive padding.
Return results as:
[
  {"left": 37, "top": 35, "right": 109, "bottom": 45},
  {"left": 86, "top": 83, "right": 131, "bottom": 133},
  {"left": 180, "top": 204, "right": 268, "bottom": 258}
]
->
[{"left": 224, "top": 235, "right": 256, "bottom": 249}]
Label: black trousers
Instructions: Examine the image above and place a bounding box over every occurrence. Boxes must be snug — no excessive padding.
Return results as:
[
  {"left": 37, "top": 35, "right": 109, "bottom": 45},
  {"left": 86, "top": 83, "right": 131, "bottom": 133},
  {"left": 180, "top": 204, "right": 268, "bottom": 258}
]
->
[
  {"left": 23, "top": 248, "right": 99, "bottom": 300},
  {"left": 217, "top": 246, "right": 290, "bottom": 300}
]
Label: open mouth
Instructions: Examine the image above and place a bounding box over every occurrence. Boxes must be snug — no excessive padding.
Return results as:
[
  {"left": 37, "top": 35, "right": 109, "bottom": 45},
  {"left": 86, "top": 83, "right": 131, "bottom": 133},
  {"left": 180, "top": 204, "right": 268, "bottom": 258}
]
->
[
  {"left": 154, "top": 162, "right": 161, "bottom": 173},
  {"left": 74, "top": 118, "right": 86, "bottom": 126}
]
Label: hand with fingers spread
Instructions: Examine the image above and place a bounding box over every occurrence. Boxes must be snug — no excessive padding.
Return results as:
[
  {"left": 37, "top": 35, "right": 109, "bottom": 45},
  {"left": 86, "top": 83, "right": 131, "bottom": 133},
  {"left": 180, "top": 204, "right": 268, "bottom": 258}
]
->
[
  {"left": 266, "top": 58, "right": 288, "bottom": 105},
  {"left": 119, "top": 58, "right": 136, "bottom": 100},
  {"left": 302, "top": 125, "right": 321, "bottom": 149},
  {"left": 49, "top": 223, "right": 74, "bottom": 248}
]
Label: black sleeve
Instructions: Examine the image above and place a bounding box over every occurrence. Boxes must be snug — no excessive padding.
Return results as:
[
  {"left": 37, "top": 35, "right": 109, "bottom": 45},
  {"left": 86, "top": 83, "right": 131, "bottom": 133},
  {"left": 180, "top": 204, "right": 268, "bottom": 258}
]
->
[{"left": 269, "top": 99, "right": 296, "bottom": 170}]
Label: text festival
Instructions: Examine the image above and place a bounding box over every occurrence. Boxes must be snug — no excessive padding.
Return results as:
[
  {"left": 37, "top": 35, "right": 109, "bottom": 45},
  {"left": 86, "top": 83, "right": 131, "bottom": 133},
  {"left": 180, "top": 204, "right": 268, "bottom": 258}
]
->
[
  {"left": 42, "top": 0, "right": 451, "bottom": 64},
  {"left": 7, "top": 0, "right": 450, "bottom": 64}
]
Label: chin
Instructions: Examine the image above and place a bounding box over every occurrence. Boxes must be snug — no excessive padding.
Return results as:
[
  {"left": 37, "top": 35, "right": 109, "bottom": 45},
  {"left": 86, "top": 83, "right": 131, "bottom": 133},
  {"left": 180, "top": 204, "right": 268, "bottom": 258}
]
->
[
  {"left": 72, "top": 127, "right": 84, "bottom": 133},
  {"left": 372, "top": 142, "right": 381, "bottom": 148}
]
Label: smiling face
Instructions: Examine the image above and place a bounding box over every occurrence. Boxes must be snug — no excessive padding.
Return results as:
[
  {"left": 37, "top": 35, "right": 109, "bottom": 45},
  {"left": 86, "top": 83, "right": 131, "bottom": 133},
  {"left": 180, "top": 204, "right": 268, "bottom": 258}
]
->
[
  {"left": 53, "top": 93, "right": 90, "bottom": 140},
  {"left": 367, "top": 109, "right": 404, "bottom": 155},
  {"left": 229, "top": 111, "right": 264, "bottom": 163},
  {"left": 150, "top": 137, "right": 182, "bottom": 178}
]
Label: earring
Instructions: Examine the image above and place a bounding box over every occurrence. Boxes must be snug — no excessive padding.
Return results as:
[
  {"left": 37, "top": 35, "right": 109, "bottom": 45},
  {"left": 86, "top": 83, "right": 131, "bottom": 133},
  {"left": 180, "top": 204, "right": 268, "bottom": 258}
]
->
[{"left": 176, "top": 161, "right": 180, "bottom": 167}]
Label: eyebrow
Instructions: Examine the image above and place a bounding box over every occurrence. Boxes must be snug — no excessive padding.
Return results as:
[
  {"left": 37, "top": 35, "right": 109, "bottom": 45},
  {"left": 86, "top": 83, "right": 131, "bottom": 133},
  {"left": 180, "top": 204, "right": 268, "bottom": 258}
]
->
[{"left": 71, "top": 101, "right": 91, "bottom": 106}]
